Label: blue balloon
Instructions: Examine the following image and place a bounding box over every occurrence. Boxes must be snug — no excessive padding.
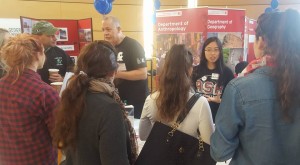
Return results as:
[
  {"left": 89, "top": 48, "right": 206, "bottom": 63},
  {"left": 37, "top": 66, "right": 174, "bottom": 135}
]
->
[
  {"left": 104, "top": 2, "right": 112, "bottom": 15},
  {"left": 153, "top": 13, "right": 156, "bottom": 24},
  {"left": 271, "top": 0, "right": 279, "bottom": 9},
  {"left": 154, "top": 0, "right": 161, "bottom": 10},
  {"left": 94, "top": 0, "right": 110, "bottom": 15},
  {"left": 265, "top": 7, "right": 273, "bottom": 13}
]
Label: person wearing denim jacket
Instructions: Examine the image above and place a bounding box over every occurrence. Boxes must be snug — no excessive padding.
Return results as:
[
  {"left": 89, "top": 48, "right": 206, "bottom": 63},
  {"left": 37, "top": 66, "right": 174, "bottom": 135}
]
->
[{"left": 210, "top": 9, "right": 300, "bottom": 165}]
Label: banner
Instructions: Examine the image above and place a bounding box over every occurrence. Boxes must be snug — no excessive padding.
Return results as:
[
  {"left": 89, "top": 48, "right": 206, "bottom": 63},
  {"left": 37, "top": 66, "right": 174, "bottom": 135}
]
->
[
  {"left": 156, "top": 7, "right": 247, "bottom": 71},
  {"left": 247, "top": 18, "right": 257, "bottom": 62},
  {"left": 156, "top": 8, "right": 208, "bottom": 67}
]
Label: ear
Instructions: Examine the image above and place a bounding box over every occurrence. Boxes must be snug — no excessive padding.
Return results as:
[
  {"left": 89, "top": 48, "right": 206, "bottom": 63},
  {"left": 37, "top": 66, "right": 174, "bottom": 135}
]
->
[
  {"left": 257, "top": 36, "right": 265, "bottom": 50},
  {"left": 36, "top": 52, "right": 43, "bottom": 60},
  {"left": 117, "top": 26, "right": 121, "bottom": 33}
]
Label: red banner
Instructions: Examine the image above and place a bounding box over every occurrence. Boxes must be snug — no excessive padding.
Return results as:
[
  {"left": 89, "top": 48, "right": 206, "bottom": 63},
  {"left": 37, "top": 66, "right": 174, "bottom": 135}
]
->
[
  {"left": 155, "top": 7, "right": 248, "bottom": 71},
  {"left": 207, "top": 8, "right": 245, "bottom": 33},
  {"left": 156, "top": 8, "right": 207, "bottom": 34}
]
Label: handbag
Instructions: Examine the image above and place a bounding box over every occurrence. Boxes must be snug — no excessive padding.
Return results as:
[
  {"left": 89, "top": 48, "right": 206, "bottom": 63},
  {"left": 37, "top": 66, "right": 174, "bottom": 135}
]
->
[{"left": 135, "top": 93, "right": 215, "bottom": 165}]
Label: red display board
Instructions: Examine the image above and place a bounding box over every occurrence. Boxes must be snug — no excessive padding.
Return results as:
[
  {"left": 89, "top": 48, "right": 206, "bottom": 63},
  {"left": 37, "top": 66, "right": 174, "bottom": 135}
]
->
[
  {"left": 156, "top": 7, "right": 249, "bottom": 71},
  {"left": 78, "top": 18, "right": 93, "bottom": 51},
  {"left": 246, "top": 18, "right": 257, "bottom": 62},
  {"left": 20, "top": 16, "right": 93, "bottom": 58}
]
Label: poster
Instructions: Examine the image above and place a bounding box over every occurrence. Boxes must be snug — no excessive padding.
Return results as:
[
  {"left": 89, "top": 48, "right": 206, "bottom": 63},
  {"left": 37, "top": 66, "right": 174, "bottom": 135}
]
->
[
  {"left": 56, "top": 28, "right": 68, "bottom": 41},
  {"left": 79, "top": 29, "right": 92, "bottom": 42},
  {"left": 156, "top": 7, "right": 246, "bottom": 71},
  {"left": 20, "top": 17, "right": 39, "bottom": 34},
  {"left": 247, "top": 18, "right": 257, "bottom": 62},
  {"left": 156, "top": 8, "right": 207, "bottom": 69},
  {"left": 0, "top": 18, "right": 21, "bottom": 36},
  {"left": 20, "top": 17, "right": 93, "bottom": 56},
  {"left": 207, "top": 8, "right": 246, "bottom": 71}
]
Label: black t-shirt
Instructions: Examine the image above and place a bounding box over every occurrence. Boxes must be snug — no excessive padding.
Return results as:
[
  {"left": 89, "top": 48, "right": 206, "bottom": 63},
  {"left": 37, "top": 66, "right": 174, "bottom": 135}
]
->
[
  {"left": 115, "top": 37, "right": 149, "bottom": 104},
  {"left": 38, "top": 46, "right": 74, "bottom": 84},
  {"left": 192, "top": 65, "right": 234, "bottom": 121}
]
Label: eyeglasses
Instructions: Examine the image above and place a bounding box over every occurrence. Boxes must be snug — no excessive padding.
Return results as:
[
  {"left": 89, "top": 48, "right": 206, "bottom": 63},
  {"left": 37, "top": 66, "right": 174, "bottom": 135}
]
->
[{"left": 204, "top": 49, "right": 219, "bottom": 53}]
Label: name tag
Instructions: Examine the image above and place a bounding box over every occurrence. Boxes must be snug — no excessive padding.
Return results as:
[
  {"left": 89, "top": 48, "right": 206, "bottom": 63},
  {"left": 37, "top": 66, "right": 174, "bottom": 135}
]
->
[
  {"left": 118, "top": 63, "right": 127, "bottom": 71},
  {"left": 211, "top": 73, "right": 219, "bottom": 80}
]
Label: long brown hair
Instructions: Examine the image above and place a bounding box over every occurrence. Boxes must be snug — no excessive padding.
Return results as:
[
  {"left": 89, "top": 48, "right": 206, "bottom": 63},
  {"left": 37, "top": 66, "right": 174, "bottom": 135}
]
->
[
  {"left": 256, "top": 9, "right": 300, "bottom": 122},
  {"left": 0, "top": 33, "right": 43, "bottom": 83},
  {"left": 52, "top": 40, "right": 118, "bottom": 150},
  {"left": 156, "top": 44, "right": 193, "bottom": 122}
]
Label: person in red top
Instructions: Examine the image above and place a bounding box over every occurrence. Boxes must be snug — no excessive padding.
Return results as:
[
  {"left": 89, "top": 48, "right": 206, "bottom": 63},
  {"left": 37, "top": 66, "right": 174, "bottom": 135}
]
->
[{"left": 0, "top": 34, "right": 59, "bottom": 165}]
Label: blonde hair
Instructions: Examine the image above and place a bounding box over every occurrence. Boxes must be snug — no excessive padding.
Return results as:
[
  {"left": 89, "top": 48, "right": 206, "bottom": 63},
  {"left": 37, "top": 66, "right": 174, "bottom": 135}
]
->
[
  {"left": 0, "top": 33, "right": 43, "bottom": 83},
  {"left": 0, "top": 28, "right": 9, "bottom": 48}
]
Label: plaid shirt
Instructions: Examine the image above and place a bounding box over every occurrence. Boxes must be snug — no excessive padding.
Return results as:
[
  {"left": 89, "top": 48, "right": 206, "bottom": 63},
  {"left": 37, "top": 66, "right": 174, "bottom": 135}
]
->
[{"left": 0, "top": 69, "right": 59, "bottom": 165}]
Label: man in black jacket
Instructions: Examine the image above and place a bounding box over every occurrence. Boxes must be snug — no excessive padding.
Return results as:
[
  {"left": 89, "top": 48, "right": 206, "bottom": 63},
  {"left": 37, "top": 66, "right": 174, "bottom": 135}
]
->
[{"left": 32, "top": 21, "right": 74, "bottom": 84}]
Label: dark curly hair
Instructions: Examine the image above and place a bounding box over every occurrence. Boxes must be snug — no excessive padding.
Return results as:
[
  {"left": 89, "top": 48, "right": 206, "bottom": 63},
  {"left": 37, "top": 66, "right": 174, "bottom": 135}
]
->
[{"left": 256, "top": 9, "right": 300, "bottom": 122}]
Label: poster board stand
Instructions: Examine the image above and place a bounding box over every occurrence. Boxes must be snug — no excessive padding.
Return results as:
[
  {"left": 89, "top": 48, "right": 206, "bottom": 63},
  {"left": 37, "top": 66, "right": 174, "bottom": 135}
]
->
[{"left": 20, "top": 16, "right": 93, "bottom": 62}]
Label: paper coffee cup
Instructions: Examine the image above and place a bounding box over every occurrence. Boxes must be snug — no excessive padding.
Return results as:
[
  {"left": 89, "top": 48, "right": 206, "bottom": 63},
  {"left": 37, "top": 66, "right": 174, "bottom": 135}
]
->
[
  {"left": 48, "top": 69, "right": 59, "bottom": 76},
  {"left": 50, "top": 82, "right": 63, "bottom": 93}
]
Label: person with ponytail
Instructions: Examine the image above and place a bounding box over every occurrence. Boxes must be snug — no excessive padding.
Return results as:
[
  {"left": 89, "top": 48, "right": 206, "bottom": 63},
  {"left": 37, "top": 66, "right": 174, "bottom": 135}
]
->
[
  {"left": 52, "top": 40, "right": 137, "bottom": 165},
  {"left": 210, "top": 9, "right": 300, "bottom": 164}
]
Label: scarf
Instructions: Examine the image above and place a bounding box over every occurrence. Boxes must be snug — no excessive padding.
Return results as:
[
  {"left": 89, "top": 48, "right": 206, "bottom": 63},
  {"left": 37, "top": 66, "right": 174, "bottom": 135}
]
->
[
  {"left": 240, "top": 55, "right": 274, "bottom": 77},
  {"left": 89, "top": 78, "right": 138, "bottom": 164}
]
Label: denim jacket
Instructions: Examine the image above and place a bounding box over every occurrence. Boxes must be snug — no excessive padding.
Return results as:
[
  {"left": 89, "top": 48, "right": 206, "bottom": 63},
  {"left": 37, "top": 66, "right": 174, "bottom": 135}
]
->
[{"left": 210, "top": 67, "right": 300, "bottom": 165}]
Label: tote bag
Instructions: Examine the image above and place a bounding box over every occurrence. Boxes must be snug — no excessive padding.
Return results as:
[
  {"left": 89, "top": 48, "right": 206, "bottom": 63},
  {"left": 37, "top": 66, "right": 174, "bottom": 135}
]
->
[{"left": 135, "top": 93, "right": 215, "bottom": 165}]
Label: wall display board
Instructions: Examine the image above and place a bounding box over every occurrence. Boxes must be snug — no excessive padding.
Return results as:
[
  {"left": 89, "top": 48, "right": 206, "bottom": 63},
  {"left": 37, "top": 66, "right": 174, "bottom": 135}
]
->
[
  {"left": 156, "top": 7, "right": 254, "bottom": 71},
  {"left": 245, "top": 18, "right": 257, "bottom": 63},
  {"left": 0, "top": 18, "right": 21, "bottom": 36},
  {"left": 20, "top": 17, "right": 93, "bottom": 62},
  {"left": 207, "top": 8, "right": 245, "bottom": 71},
  {"left": 156, "top": 7, "right": 207, "bottom": 68}
]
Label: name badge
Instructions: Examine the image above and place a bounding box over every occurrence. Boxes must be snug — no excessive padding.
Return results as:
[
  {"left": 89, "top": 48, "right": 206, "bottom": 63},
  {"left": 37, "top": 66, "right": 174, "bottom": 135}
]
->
[
  {"left": 118, "top": 63, "right": 127, "bottom": 71},
  {"left": 211, "top": 73, "right": 219, "bottom": 80}
]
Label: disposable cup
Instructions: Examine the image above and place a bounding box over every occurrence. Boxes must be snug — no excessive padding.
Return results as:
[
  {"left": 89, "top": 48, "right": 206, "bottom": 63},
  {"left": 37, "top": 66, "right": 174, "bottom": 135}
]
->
[
  {"left": 50, "top": 82, "right": 63, "bottom": 93},
  {"left": 48, "top": 69, "right": 59, "bottom": 76}
]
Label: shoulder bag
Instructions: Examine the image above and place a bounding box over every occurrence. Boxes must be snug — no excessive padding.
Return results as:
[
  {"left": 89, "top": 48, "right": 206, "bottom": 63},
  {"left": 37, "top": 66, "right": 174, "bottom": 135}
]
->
[{"left": 135, "top": 93, "right": 215, "bottom": 165}]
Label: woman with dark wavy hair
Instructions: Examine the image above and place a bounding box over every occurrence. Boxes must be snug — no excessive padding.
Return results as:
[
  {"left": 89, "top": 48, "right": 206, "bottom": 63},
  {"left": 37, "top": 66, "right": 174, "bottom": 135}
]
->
[
  {"left": 139, "top": 44, "right": 214, "bottom": 146},
  {"left": 192, "top": 37, "right": 234, "bottom": 122},
  {"left": 52, "top": 40, "right": 137, "bottom": 165},
  {"left": 211, "top": 9, "right": 300, "bottom": 164}
]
